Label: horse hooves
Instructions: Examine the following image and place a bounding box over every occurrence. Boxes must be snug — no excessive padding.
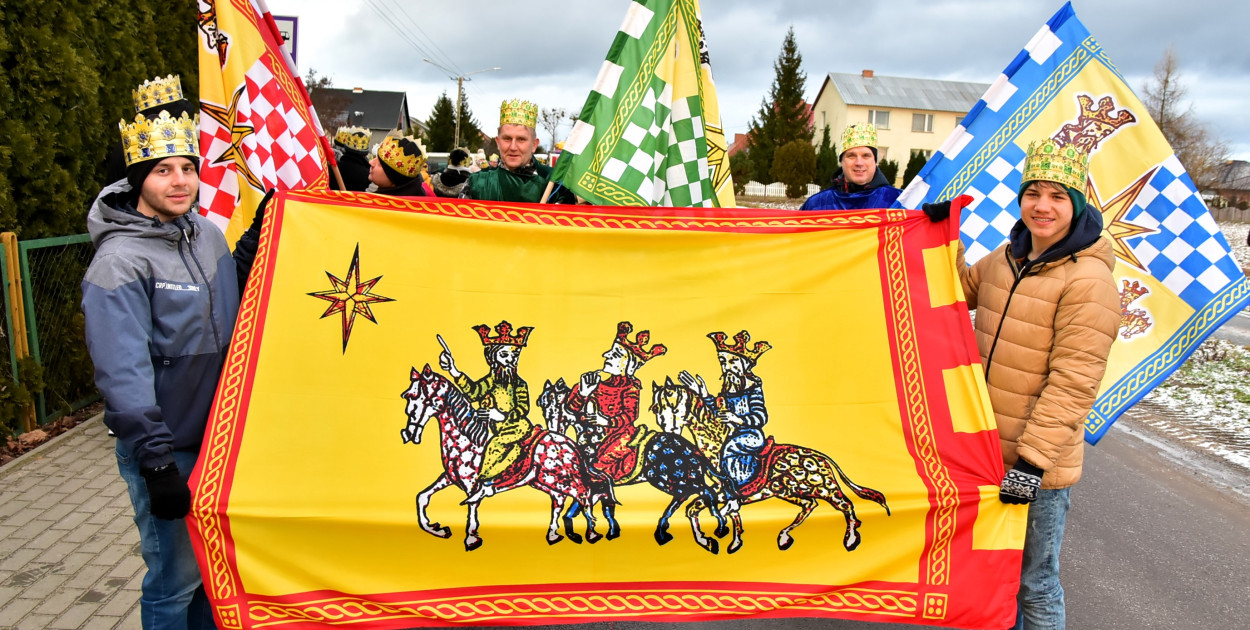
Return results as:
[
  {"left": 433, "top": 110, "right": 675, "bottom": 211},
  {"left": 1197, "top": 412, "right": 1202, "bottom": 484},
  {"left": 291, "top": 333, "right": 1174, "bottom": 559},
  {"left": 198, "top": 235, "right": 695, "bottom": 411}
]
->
[
  {"left": 778, "top": 535, "right": 794, "bottom": 551},
  {"left": 844, "top": 536, "right": 861, "bottom": 552},
  {"left": 714, "top": 525, "right": 730, "bottom": 539},
  {"left": 547, "top": 533, "right": 564, "bottom": 546},
  {"left": 424, "top": 523, "right": 452, "bottom": 539},
  {"left": 654, "top": 529, "right": 674, "bottom": 546},
  {"left": 464, "top": 537, "right": 483, "bottom": 552},
  {"left": 587, "top": 530, "right": 603, "bottom": 544},
  {"left": 567, "top": 531, "right": 584, "bottom": 544},
  {"left": 727, "top": 539, "right": 743, "bottom": 554},
  {"left": 607, "top": 527, "right": 621, "bottom": 541},
  {"left": 706, "top": 539, "right": 719, "bottom": 555}
]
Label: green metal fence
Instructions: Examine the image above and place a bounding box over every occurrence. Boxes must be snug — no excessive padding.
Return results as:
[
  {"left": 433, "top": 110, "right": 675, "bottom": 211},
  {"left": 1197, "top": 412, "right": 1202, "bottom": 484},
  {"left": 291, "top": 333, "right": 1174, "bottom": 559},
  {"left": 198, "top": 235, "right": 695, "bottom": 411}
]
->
[{"left": 2, "top": 234, "right": 99, "bottom": 431}]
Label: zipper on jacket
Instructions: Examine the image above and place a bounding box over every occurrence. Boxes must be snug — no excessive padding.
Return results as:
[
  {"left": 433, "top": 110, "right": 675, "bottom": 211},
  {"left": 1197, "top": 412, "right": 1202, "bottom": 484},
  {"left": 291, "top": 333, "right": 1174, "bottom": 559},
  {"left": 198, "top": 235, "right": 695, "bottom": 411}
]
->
[
  {"left": 177, "top": 223, "right": 223, "bottom": 351},
  {"left": 983, "top": 251, "right": 1035, "bottom": 383}
]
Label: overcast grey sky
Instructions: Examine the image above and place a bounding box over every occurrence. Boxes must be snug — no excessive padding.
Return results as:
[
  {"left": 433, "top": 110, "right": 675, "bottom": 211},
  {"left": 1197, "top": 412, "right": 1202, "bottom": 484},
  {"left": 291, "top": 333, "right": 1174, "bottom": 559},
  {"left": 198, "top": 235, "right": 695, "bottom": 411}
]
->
[{"left": 265, "top": 0, "right": 1250, "bottom": 159}]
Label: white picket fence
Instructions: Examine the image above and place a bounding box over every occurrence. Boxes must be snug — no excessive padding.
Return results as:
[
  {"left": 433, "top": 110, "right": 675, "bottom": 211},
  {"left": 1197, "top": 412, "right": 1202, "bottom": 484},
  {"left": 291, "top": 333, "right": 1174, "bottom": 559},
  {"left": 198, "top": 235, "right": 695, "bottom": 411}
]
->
[{"left": 742, "top": 181, "right": 820, "bottom": 198}]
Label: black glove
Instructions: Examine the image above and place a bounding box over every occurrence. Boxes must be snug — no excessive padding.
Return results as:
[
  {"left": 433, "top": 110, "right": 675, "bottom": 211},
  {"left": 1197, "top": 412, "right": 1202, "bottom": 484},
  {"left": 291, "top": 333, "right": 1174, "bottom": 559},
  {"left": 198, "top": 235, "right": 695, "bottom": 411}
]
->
[
  {"left": 999, "top": 459, "right": 1043, "bottom": 504},
  {"left": 140, "top": 463, "right": 192, "bottom": 520},
  {"left": 921, "top": 200, "right": 952, "bottom": 222},
  {"left": 251, "top": 188, "right": 275, "bottom": 234}
]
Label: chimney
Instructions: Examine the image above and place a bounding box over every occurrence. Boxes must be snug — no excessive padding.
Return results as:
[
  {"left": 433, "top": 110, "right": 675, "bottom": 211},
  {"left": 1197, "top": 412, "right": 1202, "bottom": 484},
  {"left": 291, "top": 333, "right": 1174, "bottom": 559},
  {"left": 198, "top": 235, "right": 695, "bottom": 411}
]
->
[
  {"left": 352, "top": 87, "right": 364, "bottom": 93},
  {"left": 862, "top": 69, "right": 874, "bottom": 78}
]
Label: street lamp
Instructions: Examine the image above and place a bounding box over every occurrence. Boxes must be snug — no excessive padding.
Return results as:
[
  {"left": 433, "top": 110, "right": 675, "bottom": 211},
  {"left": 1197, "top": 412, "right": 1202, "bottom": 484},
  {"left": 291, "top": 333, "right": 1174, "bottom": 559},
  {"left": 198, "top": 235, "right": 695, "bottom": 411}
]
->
[{"left": 423, "top": 59, "right": 501, "bottom": 148}]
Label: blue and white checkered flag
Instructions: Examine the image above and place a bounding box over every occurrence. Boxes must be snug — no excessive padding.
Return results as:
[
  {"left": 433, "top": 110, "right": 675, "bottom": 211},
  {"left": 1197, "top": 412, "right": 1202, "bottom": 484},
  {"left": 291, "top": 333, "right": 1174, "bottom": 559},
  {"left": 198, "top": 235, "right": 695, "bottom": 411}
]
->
[{"left": 896, "top": 2, "right": 1250, "bottom": 443}]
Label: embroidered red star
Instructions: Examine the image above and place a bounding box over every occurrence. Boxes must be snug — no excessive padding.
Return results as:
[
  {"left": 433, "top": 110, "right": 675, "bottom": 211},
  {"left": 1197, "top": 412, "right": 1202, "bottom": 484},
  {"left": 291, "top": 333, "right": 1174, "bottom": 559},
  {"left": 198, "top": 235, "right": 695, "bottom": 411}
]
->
[{"left": 308, "top": 245, "right": 394, "bottom": 353}]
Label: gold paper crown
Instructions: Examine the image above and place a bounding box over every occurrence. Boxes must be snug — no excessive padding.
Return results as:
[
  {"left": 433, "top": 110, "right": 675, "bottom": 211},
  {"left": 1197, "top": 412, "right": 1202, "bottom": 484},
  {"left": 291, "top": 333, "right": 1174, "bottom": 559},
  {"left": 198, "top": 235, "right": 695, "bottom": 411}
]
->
[
  {"left": 474, "top": 321, "right": 533, "bottom": 347},
  {"left": 334, "top": 126, "right": 371, "bottom": 152},
  {"left": 615, "top": 321, "right": 666, "bottom": 363},
  {"left": 118, "top": 110, "right": 199, "bottom": 167},
  {"left": 1021, "top": 139, "right": 1089, "bottom": 190},
  {"left": 841, "top": 122, "right": 878, "bottom": 152},
  {"left": 500, "top": 99, "right": 538, "bottom": 128},
  {"left": 132, "top": 75, "right": 184, "bottom": 112},
  {"left": 708, "top": 330, "right": 771, "bottom": 363},
  {"left": 378, "top": 134, "right": 426, "bottom": 178}
]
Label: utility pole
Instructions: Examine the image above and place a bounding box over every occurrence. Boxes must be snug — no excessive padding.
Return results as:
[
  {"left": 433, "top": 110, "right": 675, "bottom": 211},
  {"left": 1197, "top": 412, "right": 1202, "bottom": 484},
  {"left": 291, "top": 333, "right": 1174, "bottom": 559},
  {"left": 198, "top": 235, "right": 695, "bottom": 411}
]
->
[{"left": 423, "top": 59, "right": 500, "bottom": 148}]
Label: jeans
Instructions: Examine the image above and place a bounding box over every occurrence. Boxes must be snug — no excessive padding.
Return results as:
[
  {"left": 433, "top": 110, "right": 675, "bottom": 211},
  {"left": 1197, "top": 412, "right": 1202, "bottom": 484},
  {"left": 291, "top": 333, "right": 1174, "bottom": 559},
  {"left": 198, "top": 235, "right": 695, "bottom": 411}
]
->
[
  {"left": 116, "top": 445, "right": 218, "bottom": 630},
  {"left": 1012, "top": 487, "right": 1071, "bottom": 630}
]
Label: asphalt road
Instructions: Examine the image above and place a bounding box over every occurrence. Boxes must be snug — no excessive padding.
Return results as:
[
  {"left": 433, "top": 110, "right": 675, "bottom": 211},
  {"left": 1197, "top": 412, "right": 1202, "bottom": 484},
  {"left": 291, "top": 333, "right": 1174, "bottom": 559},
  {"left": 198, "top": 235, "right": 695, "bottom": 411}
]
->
[{"left": 465, "top": 417, "right": 1250, "bottom": 630}]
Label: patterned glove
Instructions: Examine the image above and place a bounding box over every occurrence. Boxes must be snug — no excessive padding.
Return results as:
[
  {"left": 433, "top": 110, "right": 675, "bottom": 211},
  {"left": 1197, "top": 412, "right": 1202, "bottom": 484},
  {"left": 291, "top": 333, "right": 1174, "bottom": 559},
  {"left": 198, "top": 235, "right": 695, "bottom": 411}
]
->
[
  {"left": 921, "top": 200, "right": 951, "bottom": 222},
  {"left": 999, "top": 459, "right": 1043, "bottom": 504},
  {"left": 140, "top": 463, "right": 192, "bottom": 520}
]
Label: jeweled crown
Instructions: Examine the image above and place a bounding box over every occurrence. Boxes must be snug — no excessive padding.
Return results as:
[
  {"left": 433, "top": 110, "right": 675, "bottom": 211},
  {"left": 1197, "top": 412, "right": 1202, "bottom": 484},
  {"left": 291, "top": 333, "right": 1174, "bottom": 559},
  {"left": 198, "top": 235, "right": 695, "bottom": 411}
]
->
[
  {"left": 841, "top": 122, "right": 878, "bottom": 152},
  {"left": 1022, "top": 139, "right": 1089, "bottom": 190},
  {"left": 500, "top": 99, "right": 538, "bottom": 128},
  {"left": 378, "top": 134, "right": 425, "bottom": 178},
  {"left": 708, "top": 330, "right": 771, "bottom": 363},
  {"left": 474, "top": 321, "right": 533, "bottom": 347},
  {"left": 334, "top": 126, "right": 371, "bottom": 152},
  {"left": 615, "top": 321, "right": 666, "bottom": 363},
  {"left": 132, "top": 74, "right": 184, "bottom": 112},
  {"left": 118, "top": 110, "right": 199, "bottom": 167}
]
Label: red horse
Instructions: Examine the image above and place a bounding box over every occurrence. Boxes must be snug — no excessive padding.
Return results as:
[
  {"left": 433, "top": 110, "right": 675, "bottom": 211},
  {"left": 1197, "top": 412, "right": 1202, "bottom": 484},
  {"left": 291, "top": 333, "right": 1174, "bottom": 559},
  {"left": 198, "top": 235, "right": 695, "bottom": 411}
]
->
[{"left": 400, "top": 365, "right": 607, "bottom": 550}]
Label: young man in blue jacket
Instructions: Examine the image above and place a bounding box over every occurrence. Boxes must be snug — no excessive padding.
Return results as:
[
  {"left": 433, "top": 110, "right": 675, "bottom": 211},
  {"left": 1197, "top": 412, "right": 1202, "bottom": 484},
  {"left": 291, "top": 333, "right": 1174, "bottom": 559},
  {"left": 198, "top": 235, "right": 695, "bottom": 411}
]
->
[{"left": 83, "top": 103, "right": 260, "bottom": 629}]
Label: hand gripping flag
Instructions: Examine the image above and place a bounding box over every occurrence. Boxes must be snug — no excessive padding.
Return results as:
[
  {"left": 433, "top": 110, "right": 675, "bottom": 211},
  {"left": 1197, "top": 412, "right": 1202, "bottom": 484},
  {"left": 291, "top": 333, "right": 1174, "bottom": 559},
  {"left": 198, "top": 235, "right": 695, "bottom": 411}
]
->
[
  {"left": 197, "top": 0, "right": 332, "bottom": 242},
  {"left": 551, "top": 0, "right": 735, "bottom": 207},
  {"left": 189, "top": 193, "right": 1023, "bottom": 629},
  {"left": 896, "top": 2, "right": 1250, "bottom": 443}
]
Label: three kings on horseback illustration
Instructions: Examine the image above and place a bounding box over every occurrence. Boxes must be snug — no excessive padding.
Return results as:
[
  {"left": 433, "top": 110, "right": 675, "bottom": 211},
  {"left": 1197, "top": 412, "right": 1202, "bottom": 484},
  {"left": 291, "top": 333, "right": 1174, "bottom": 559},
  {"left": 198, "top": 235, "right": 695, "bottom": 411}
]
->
[{"left": 400, "top": 320, "right": 890, "bottom": 554}]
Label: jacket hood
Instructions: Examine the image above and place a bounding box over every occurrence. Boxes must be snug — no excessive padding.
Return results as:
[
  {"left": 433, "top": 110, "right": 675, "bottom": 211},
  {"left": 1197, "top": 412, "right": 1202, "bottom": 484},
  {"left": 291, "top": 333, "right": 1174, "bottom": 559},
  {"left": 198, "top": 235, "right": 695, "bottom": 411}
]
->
[
  {"left": 1008, "top": 202, "right": 1113, "bottom": 270},
  {"left": 88, "top": 179, "right": 199, "bottom": 249}
]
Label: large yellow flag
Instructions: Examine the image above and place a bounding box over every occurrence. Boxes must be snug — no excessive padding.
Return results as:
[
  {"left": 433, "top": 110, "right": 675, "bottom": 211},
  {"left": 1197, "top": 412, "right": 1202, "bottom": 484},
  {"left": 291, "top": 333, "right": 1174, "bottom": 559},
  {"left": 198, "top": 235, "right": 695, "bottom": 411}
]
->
[
  {"left": 190, "top": 193, "right": 1021, "bottom": 629},
  {"left": 197, "top": 0, "right": 331, "bottom": 243}
]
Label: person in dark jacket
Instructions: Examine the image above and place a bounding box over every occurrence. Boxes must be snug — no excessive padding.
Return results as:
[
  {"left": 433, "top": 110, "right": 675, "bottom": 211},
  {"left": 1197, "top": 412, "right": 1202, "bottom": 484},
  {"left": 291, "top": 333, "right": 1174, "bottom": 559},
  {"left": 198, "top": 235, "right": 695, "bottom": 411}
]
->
[
  {"left": 368, "top": 133, "right": 427, "bottom": 197},
  {"left": 432, "top": 148, "right": 473, "bottom": 197},
  {"left": 83, "top": 107, "right": 260, "bottom": 630},
  {"left": 461, "top": 99, "right": 575, "bottom": 204},
  {"left": 800, "top": 122, "right": 901, "bottom": 210},
  {"left": 331, "top": 126, "right": 373, "bottom": 192}
]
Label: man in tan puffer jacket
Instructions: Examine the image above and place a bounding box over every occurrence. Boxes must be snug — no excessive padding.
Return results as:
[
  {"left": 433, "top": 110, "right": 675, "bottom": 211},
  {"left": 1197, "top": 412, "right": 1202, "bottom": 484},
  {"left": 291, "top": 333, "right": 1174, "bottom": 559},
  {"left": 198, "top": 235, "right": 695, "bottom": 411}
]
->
[{"left": 925, "top": 138, "right": 1120, "bottom": 629}]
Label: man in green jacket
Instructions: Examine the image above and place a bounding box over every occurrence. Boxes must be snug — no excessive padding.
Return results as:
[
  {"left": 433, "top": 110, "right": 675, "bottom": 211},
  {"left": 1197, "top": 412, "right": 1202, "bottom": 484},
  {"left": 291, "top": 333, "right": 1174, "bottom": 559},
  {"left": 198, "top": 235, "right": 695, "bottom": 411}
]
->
[{"left": 461, "top": 99, "right": 575, "bottom": 204}]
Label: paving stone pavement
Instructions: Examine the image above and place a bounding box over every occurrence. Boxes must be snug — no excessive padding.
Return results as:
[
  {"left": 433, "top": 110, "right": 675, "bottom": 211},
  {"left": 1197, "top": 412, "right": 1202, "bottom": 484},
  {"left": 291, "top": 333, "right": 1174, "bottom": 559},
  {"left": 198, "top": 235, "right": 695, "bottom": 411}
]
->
[{"left": 0, "top": 415, "right": 142, "bottom": 629}]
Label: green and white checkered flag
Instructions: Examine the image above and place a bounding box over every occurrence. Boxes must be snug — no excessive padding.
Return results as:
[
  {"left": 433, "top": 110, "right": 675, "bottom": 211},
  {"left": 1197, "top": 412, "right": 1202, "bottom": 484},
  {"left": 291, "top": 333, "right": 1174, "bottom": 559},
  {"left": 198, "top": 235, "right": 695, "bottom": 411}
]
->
[{"left": 551, "top": 0, "right": 735, "bottom": 207}]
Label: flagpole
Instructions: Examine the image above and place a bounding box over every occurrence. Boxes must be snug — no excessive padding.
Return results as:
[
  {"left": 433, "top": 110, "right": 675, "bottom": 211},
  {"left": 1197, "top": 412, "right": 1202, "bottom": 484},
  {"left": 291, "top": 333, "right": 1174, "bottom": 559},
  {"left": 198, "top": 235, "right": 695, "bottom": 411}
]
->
[{"left": 540, "top": 181, "right": 555, "bottom": 204}]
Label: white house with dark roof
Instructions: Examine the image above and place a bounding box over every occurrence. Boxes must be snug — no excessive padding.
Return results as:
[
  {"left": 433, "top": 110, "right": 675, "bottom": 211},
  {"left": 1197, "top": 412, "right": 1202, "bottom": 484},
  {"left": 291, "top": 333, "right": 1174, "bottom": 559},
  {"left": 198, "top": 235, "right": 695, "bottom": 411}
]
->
[{"left": 811, "top": 70, "right": 990, "bottom": 184}]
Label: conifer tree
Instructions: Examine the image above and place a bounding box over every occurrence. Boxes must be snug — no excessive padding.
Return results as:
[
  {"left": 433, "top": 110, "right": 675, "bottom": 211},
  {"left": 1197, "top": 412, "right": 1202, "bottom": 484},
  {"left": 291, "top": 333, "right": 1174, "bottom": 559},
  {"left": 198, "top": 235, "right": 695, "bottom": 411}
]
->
[
  {"left": 456, "top": 88, "right": 483, "bottom": 151},
  {"left": 425, "top": 92, "right": 457, "bottom": 151},
  {"left": 814, "top": 124, "right": 839, "bottom": 188},
  {"left": 745, "top": 27, "right": 811, "bottom": 184},
  {"left": 902, "top": 151, "right": 927, "bottom": 189}
]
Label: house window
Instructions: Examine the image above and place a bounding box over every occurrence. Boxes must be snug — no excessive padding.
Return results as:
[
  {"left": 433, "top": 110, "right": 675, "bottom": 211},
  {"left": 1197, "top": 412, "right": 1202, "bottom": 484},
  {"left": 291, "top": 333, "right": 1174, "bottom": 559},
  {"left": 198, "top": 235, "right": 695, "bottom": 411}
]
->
[
  {"left": 912, "top": 113, "right": 934, "bottom": 133},
  {"left": 868, "top": 109, "right": 890, "bottom": 129},
  {"left": 820, "top": 111, "right": 827, "bottom": 129},
  {"left": 910, "top": 148, "right": 933, "bottom": 160},
  {"left": 877, "top": 146, "right": 889, "bottom": 162}
]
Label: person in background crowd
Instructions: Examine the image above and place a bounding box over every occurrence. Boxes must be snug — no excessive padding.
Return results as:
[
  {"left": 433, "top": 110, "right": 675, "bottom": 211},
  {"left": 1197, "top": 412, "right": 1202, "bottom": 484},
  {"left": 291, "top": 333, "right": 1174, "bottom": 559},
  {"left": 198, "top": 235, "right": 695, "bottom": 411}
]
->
[
  {"left": 84, "top": 99, "right": 264, "bottom": 629},
  {"left": 460, "top": 99, "right": 574, "bottom": 204},
  {"left": 330, "top": 126, "right": 373, "bottom": 192},
  {"left": 367, "top": 133, "right": 427, "bottom": 197},
  {"left": 800, "top": 122, "right": 901, "bottom": 210},
  {"left": 924, "top": 139, "right": 1119, "bottom": 630},
  {"left": 432, "top": 148, "right": 474, "bottom": 198}
]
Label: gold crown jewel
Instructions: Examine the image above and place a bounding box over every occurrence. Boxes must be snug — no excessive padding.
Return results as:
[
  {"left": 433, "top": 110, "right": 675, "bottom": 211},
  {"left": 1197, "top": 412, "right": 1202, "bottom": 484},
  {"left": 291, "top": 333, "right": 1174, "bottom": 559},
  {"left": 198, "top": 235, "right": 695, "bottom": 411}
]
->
[
  {"left": 708, "top": 330, "right": 771, "bottom": 363},
  {"left": 1022, "top": 139, "right": 1089, "bottom": 190},
  {"left": 132, "top": 74, "right": 184, "bottom": 112},
  {"left": 118, "top": 110, "right": 199, "bottom": 167},
  {"left": 334, "top": 126, "right": 371, "bottom": 152},
  {"left": 842, "top": 122, "right": 878, "bottom": 152},
  {"left": 500, "top": 99, "right": 539, "bottom": 128},
  {"left": 474, "top": 321, "right": 533, "bottom": 347},
  {"left": 378, "top": 134, "right": 426, "bottom": 178},
  {"left": 615, "top": 321, "right": 667, "bottom": 362}
]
